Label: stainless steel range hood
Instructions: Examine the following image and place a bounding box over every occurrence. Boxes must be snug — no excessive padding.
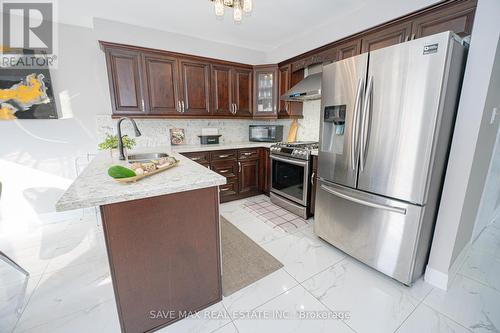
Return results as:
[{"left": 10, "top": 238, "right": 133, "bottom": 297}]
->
[{"left": 281, "top": 65, "right": 322, "bottom": 102}]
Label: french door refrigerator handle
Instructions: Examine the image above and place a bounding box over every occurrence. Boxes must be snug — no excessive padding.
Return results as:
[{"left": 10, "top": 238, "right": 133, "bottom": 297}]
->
[
  {"left": 351, "top": 78, "right": 364, "bottom": 170},
  {"left": 360, "top": 76, "right": 373, "bottom": 172},
  {"left": 320, "top": 184, "right": 407, "bottom": 215}
]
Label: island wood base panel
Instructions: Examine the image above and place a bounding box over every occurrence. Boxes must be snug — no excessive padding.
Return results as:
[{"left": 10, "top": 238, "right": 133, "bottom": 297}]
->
[{"left": 100, "top": 186, "right": 222, "bottom": 333}]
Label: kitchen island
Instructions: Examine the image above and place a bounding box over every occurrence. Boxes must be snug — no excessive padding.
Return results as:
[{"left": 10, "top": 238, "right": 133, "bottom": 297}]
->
[{"left": 56, "top": 148, "right": 226, "bottom": 333}]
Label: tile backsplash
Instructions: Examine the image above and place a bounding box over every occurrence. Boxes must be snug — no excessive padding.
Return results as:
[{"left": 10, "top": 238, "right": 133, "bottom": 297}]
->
[{"left": 96, "top": 100, "right": 321, "bottom": 148}]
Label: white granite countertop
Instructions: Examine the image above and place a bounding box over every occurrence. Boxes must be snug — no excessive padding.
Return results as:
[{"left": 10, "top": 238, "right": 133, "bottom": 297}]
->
[
  {"left": 171, "top": 141, "right": 318, "bottom": 156},
  {"left": 171, "top": 141, "right": 275, "bottom": 153},
  {"left": 56, "top": 147, "right": 226, "bottom": 212}
]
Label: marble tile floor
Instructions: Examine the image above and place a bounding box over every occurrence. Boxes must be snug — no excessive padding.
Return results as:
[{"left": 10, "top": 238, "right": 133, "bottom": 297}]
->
[
  {"left": 0, "top": 195, "right": 499, "bottom": 333},
  {"left": 240, "top": 197, "right": 310, "bottom": 233}
]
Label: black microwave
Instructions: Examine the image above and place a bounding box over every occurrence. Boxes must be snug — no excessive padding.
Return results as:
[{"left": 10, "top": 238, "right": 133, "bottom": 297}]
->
[{"left": 249, "top": 125, "right": 283, "bottom": 142}]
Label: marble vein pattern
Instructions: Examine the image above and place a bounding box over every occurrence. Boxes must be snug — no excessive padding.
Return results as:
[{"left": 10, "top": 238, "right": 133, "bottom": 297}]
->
[
  {"left": 396, "top": 303, "right": 472, "bottom": 333},
  {"left": 262, "top": 225, "right": 346, "bottom": 282},
  {"left": 301, "top": 257, "right": 433, "bottom": 333},
  {"left": 55, "top": 148, "right": 226, "bottom": 211},
  {"left": 96, "top": 115, "right": 293, "bottom": 147},
  {"left": 424, "top": 274, "right": 500, "bottom": 332},
  {"left": 3, "top": 198, "right": 500, "bottom": 333},
  {"left": 232, "top": 284, "right": 354, "bottom": 333}
]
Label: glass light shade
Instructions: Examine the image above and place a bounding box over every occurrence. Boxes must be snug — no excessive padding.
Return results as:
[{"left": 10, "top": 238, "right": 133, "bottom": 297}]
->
[
  {"left": 243, "top": 0, "right": 252, "bottom": 13},
  {"left": 233, "top": 0, "right": 243, "bottom": 22},
  {"left": 223, "top": 0, "right": 233, "bottom": 6},
  {"left": 214, "top": 0, "right": 224, "bottom": 16}
]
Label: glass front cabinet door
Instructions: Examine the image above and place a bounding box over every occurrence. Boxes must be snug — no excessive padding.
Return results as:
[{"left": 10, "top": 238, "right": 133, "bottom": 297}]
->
[{"left": 253, "top": 65, "right": 278, "bottom": 118}]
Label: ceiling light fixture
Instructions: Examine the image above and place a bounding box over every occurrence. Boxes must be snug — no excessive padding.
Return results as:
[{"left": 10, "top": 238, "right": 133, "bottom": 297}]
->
[{"left": 210, "top": 0, "right": 252, "bottom": 23}]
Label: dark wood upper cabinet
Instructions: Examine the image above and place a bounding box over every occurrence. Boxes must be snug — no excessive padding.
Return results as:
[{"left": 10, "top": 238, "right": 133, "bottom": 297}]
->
[
  {"left": 102, "top": 0, "right": 477, "bottom": 119},
  {"left": 337, "top": 39, "right": 362, "bottom": 60},
  {"left": 105, "top": 48, "right": 146, "bottom": 115},
  {"left": 178, "top": 59, "right": 211, "bottom": 115},
  {"left": 211, "top": 65, "right": 233, "bottom": 116},
  {"left": 411, "top": 1, "right": 476, "bottom": 39},
  {"left": 278, "top": 65, "right": 290, "bottom": 117},
  {"left": 233, "top": 67, "right": 253, "bottom": 117},
  {"left": 253, "top": 65, "right": 278, "bottom": 119},
  {"left": 143, "top": 54, "right": 180, "bottom": 115},
  {"left": 278, "top": 65, "right": 303, "bottom": 119},
  {"left": 361, "top": 21, "right": 413, "bottom": 53}
]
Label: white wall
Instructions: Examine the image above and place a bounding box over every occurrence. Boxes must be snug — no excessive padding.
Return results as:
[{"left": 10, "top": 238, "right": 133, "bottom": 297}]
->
[
  {"left": 0, "top": 23, "right": 107, "bottom": 232},
  {"left": 425, "top": 0, "right": 500, "bottom": 290},
  {"left": 0, "top": 19, "right": 277, "bottom": 232},
  {"left": 473, "top": 127, "right": 500, "bottom": 239},
  {"left": 93, "top": 18, "right": 266, "bottom": 65}
]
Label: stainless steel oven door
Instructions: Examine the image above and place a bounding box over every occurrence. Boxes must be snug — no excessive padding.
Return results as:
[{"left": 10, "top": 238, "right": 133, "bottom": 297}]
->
[{"left": 270, "top": 154, "right": 309, "bottom": 206}]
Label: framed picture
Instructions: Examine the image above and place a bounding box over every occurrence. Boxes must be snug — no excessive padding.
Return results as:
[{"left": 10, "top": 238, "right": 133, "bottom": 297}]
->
[
  {"left": 0, "top": 67, "right": 57, "bottom": 120},
  {"left": 169, "top": 128, "right": 185, "bottom": 145}
]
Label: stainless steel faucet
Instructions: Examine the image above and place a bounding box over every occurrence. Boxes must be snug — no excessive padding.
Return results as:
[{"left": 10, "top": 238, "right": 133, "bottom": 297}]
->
[{"left": 117, "top": 117, "right": 142, "bottom": 160}]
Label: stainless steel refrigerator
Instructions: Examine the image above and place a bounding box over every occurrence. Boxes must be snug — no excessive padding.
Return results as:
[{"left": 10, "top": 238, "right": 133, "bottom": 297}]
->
[{"left": 314, "top": 31, "right": 466, "bottom": 285}]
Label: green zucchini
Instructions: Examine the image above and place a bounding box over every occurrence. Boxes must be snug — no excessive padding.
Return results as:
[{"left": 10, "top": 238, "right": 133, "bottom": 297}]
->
[{"left": 108, "top": 165, "right": 136, "bottom": 179}]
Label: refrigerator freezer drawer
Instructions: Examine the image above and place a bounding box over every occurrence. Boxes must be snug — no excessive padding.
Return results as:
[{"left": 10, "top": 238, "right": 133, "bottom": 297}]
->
[{"left": 314, "top": 180, "right": 427, "bottom": 285}]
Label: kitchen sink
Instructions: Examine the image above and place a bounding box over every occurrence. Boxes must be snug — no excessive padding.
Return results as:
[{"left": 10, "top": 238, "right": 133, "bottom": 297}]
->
[{"left": 127, "top": 153, "right": 169, "bottom": 163}]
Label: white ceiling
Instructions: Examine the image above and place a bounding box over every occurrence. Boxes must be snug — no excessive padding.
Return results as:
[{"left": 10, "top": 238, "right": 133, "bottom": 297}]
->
[
  {"left": 57, "top": 0, "right": 439, "bottom": 61},
  {"left": 57, "top": 0, "right": 374, "bottom": 52}
]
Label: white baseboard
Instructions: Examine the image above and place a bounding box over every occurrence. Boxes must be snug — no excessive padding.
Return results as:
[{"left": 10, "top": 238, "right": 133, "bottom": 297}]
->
[
  {"left": 424, "top": 266, "right": 450, "bottom": 290},
  {"left": 424, "top": 241, "right": 471, "bottom": 290}
]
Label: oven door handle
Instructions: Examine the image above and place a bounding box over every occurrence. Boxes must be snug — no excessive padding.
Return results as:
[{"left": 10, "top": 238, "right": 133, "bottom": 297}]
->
[{"left": 270, "top": 154, "right": 309, "bottom": 167}]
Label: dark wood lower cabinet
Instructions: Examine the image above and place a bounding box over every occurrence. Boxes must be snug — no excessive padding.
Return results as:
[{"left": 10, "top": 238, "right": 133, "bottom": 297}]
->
[
  {"left": 211, "top": 159, "right": 240, "bottom": 202},
  {"left": 239, "top": 159, "right": 259, "bottom": 195},
  {"left": 260, "top": 148, "right": 271, "bottom": 195},
  {"left": 181, "top": 148, "right": 268, "bottom": 203},
  {"left": 100, "top": 186, "right": 221, "bottom": 333},
  {"left": 219, "top": 180, "right": 239, "bottom": 202}
]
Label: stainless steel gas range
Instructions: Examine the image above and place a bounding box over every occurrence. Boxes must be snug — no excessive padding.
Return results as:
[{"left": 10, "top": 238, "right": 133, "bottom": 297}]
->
[{"left": 269, "top": 141, "right": 318, "bottom": 219}]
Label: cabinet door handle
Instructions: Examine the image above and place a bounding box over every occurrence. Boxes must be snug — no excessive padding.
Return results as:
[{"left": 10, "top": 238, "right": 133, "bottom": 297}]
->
[
  {"left": 218, "top": 154, "right": 231, "bottom": 158},
  {"left": 238, "top": 161, "right": 242, "bottom": 173},
  {"left": 141, "top": 99, "right": 145, "bottom": 111},
  {"left": 177, "top": 101, "right": 182, "bottom": 113},
  {"left": 219, "top": 169, "right": 229, "bottom": 173},
  {"left": 181, "top": 101, "right": 186, "bottom": 113},
  {"left": 311, "top": 172, "right": 315, "bottom": 185},
  {"left": 242, "top": 152, "right": 253, "bottom": 156},
  {"left": 220, "top": 187, "right": 230, "bottom": 192},
  {"left": 191, "top": 157, "right": 201, "bottom": 161}
]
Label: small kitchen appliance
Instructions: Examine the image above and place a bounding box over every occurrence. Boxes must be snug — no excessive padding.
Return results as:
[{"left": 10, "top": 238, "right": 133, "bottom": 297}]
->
[{"left": 249, "top": 125, "right": 283, "bottom": 142}]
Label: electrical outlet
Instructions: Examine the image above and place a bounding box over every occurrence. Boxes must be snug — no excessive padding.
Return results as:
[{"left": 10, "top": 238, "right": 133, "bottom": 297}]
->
[{"left": 491, "top": 107, "right": 499, "bottom": 124}]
